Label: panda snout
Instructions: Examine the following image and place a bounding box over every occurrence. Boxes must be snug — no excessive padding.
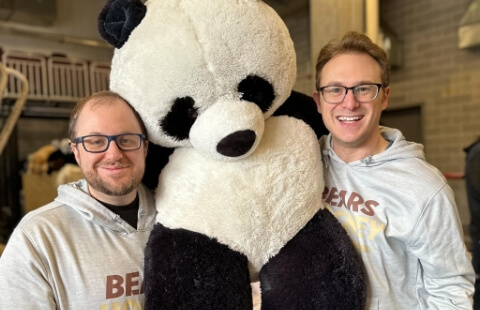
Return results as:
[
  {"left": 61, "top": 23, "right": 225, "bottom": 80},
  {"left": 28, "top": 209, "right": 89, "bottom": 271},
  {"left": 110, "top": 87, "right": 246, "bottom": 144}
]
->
[{"left": 216, "top": 130, "right": 256, "bottom": 157}]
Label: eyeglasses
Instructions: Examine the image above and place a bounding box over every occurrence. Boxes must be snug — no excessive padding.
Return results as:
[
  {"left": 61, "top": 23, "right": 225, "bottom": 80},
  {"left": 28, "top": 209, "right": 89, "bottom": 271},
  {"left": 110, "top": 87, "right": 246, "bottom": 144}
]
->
[
  {"left": 74, "top": 134, "right": 146, "bottom": 153},
  {"left": 318, "top": 84, "right": 382, "bottom": 104}
]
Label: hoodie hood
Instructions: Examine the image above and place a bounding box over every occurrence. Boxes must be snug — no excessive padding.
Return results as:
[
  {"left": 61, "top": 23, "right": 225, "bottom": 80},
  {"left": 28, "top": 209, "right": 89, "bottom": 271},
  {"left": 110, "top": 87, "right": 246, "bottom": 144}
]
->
[
  {"left": 320, "top": 126, "right": 425, "bottom": 167},
  {"left": 54, "top": 179, "right": 156, "bottom": 234}
]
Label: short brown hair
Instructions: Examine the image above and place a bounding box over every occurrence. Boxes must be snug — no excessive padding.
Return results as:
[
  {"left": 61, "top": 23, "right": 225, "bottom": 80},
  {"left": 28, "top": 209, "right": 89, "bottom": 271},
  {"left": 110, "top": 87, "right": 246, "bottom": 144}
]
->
[
  {"left": 315, "top": 31, "right": 390, "bottom": 90},
  {"left": 68, "top": 90, "right": 148, "bottom": 142}
]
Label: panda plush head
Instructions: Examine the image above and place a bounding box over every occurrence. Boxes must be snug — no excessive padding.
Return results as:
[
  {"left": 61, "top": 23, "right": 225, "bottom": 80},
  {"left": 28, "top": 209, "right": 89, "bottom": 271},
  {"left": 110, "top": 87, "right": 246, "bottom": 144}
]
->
[
  {"left": 99, "top": 1, "right": 365, "bottom": 309},
  {"left": 99, "top": 0, "right": 297, "bottom": 162}
]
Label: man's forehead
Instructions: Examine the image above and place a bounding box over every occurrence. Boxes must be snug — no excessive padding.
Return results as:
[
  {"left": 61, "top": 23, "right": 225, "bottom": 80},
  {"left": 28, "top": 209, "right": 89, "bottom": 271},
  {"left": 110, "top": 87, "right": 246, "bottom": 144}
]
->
[
  {"left": 321, "top": 54, "right": 381, "bottom": 83},
  {"left": 86, "top": 97, "right": 124, "bottom": 110},
  {"left": 76, "top": 98, "right": 138, "bottom": 129}
]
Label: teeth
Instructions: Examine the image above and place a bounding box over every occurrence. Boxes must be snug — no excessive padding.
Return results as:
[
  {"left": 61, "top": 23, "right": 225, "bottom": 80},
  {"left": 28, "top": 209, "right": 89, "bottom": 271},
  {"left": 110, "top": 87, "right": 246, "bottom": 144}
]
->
[{"left": 338, "top": 116, "right": 361, "bottom": 122}]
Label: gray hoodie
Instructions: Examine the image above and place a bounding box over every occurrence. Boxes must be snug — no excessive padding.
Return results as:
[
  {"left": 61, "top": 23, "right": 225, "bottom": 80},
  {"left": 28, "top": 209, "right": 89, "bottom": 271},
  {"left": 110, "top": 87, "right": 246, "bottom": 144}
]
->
[
  {"left": 0, "top": 179, "right": 156, "bottom": 309},
  {"left": 320, "top": 126, "right": 475, "bottom": 310}
]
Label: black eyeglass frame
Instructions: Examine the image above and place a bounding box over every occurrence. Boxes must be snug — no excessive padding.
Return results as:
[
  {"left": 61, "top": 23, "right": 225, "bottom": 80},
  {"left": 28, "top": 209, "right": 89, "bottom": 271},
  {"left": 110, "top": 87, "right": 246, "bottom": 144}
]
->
[
  {"left": 73, "top": 134, "right": 146, "bottom": 153},
  {"left": 318, "top": 83, "right": 383, "bottom": 104}
]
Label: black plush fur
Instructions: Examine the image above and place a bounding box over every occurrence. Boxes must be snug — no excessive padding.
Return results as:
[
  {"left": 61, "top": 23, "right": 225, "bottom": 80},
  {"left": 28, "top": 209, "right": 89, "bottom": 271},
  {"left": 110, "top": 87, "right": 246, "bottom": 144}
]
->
[
  {"left": 273, "top": 90, "right": 329, "bottom": 140},
  {"left": 142, "top": 143, "right": 173, "bottom": 190},
  {"left": 144, "top": 223, "right": 252, "bottom": 310},
  {"left": 98, "top": 0, "right": 146, "bottom": 48},
  {"left": 238, "top": 75, "right": 276, "bottom": 113},
  {"left": 260, "top": 208, "right": 367, "bottom": 310}
]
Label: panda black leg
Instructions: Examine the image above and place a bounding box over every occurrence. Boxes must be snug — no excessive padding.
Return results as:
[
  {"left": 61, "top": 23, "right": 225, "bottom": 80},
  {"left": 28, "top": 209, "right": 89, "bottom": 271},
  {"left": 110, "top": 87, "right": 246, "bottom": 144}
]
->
[
  {"left": 144, "top": 223, "right": 252, "bottom": 310},
  {"left": 259, "top": 208, "right": 366, "bottom": 310}
]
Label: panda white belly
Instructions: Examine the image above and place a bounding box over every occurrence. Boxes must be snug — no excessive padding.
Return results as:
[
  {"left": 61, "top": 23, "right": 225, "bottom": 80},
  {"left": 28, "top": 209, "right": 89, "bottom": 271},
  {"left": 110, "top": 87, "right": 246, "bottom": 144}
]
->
[{"left": 155, "top": 115, "right": 324, "bottom": 276}]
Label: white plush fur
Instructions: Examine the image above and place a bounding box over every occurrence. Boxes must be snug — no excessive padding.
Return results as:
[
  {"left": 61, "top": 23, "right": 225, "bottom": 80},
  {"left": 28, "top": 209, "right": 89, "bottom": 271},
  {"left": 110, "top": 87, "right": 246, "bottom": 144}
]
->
[
  {"left": 109, "top": 0, "right": 319, "bottom": 282},
  {"left": 156, "top": 116, "right": 324, "bottom": 279}
]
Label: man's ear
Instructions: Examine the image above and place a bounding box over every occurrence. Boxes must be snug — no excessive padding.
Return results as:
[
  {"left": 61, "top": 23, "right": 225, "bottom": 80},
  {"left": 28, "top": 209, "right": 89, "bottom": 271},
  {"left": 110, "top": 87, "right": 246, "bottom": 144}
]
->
[
  {"left": 381, "top": 86, "right": 390, "bottom": 111},
  {"left": 71, "top": 143, "right": 80, "bottom": 164},
  {"left": 143, "top": 140, "right": 149, "bottom": 158},
  {"left": 313, "top": 92, "right": 322, "bottom": 114}
]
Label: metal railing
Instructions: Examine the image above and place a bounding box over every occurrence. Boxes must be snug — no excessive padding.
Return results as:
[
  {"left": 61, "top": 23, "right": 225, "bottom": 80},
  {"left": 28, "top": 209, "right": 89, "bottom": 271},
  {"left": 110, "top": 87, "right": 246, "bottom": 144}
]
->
[
  {"left": 2, "top": 51, "right": 48, "bottom": 100},
  {"left": 1, "top": 50, "right": 110, "bottom": 102}
]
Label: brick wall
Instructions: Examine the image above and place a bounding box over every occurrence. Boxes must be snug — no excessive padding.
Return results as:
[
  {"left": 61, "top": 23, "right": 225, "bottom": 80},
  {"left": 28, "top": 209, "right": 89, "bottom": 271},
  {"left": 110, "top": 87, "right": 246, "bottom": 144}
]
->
[{"left": 380, "top": 0, "right": 480, "bottom": 173}]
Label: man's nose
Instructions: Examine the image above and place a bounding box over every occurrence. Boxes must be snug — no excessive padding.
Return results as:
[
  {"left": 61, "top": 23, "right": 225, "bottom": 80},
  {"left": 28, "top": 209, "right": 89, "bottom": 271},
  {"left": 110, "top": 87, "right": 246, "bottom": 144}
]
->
[
  {"left": 104, "top": 140, "right": 123, "bottom": 158},
  {"left": 341, "top": 89, "right": 360, "bottom": 110}
]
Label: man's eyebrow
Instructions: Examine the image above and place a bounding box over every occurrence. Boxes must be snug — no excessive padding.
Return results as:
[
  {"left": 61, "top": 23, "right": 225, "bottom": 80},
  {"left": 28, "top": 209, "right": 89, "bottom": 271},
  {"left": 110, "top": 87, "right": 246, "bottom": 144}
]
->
[{"left": 322, "top": 81, "right": 378, "bottom": 87}]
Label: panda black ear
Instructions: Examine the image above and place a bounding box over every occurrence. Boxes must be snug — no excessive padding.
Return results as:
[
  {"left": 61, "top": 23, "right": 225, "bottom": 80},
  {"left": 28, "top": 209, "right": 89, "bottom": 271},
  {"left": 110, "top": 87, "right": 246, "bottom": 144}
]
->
[{"left": 98, "top": 0, "right": 146, "bottom": 48}]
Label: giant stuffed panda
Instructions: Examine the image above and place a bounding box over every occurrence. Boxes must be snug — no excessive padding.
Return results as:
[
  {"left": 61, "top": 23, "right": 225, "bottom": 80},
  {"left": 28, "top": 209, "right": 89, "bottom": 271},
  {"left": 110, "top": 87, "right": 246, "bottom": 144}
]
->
[{"left": 98, "top": 0, "right": 366, "bottom": 309}]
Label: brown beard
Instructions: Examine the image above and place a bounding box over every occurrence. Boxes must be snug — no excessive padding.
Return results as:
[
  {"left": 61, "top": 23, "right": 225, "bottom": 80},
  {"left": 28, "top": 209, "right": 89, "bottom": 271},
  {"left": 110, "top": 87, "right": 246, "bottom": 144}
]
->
[{"left": 83, "top": 168, "right": 143, "bottom": 196}]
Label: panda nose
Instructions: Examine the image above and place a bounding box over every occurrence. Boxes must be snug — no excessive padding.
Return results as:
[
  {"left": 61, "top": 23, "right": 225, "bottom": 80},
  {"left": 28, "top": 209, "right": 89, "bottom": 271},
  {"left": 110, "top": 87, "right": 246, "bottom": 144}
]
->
[{"left": 216, "top": 130, "right": 256, "bottom": 157}]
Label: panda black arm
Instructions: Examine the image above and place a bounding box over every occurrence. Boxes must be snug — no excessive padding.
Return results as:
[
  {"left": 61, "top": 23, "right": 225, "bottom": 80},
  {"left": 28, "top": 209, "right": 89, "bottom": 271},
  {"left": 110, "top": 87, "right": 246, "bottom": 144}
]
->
[
  {"left": 273, "top": 90, "right": 329, "bottom": 140},
  {"left": 142, "top": 142, "right": 174, "bottom": 190}
]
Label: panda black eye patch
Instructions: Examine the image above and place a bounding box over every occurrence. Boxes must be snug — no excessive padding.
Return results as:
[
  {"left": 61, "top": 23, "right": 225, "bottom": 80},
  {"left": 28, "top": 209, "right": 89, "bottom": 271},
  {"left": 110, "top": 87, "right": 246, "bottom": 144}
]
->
[
  {"left": 160, "top": 96, "right": 198, "bottom": 141},
  {"left": 238, "top": 75, "right": 275, "bottom": 113}
]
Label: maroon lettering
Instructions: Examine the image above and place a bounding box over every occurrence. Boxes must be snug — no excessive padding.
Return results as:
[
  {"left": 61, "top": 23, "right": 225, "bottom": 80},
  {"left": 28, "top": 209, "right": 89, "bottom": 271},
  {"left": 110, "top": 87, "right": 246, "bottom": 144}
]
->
[
  {"left": 323, "top": 186, "right": 381, "bottom": 216},
  {"left": 126, "top": 272, "right": 140, "bottom": 296},
  {"left": 346, "top": 192, "right": 363, "bottom": 212},
  {"left": 361, "top": 200, "right": 379, "bottom": 216},
  {"left": 322, "top": 186, "right": 329, "bottom": 200},
  {"left": 106, "top": 272, "right": 144, "bottom": 299},
  {"left": 106, "top": 275, "right": 124, "bottom": 299},
  {"left": 324, "top": 187, "right": 340, "bottom": 206},
  {"left": 338, "top": 190, "right": 347, "bottom": 208}
]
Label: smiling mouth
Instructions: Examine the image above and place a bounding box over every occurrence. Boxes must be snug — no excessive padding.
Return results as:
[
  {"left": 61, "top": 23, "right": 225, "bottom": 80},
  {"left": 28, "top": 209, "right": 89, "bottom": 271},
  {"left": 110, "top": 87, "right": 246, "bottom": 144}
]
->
[
  {"left": 103, "top": 165, "right": 128, "bottom": 170},
  {"left": 99, "top": 164, "right": 129, "bottom": 171},
  {"left": 337, "top": 116, "right": 362, "bottom": 123}
]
